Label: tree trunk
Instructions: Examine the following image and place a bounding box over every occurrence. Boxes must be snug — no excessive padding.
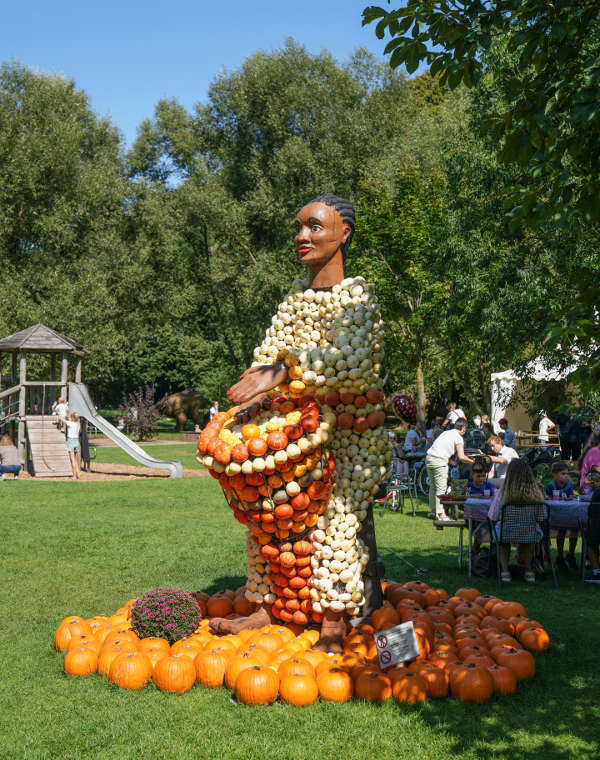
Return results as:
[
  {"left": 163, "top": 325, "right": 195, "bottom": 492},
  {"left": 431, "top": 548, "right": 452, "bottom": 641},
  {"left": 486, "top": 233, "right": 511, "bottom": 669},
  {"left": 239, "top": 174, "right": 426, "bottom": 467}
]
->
[{"left": 415, "top": 343, "right": 427, "bottom": 428}]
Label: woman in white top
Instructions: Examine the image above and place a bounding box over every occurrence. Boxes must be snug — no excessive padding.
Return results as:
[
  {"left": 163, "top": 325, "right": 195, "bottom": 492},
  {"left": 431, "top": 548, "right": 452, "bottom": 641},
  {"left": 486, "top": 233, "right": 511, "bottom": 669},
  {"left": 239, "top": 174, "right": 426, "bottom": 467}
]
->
[
  {"left": 425, "top": 419, "right": 475, "bottom": 519},
  {"left": 60, "top": 411, "right": 81, "bottom": 480}
]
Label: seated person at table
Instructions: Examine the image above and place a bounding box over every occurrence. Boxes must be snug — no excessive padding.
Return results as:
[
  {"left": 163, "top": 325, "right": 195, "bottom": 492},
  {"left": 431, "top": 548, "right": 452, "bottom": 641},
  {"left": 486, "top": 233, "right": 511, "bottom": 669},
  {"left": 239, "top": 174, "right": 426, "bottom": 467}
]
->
[
  {"left": 487, "top": 435, "right": 520, "bottom": 488},
  {"left": 545, "top": 461, "right": 578, "bottom": 572},
  {"left": 403, "top": 424, "right": 424, "bottom": 452},
  {"left": 577, "top": 425, "right": 600, "bottom": 492},
  {"left": 0, "top": 434, "right": 22, "bottom": 480},
  {"left": 468, "top": 464, "right": 496, "bottom": 498},
  {"left": 545, "top": 461, "right": 574, "bottom": 500},
  {"left": 498, "top": 418, "right": 517, "bottom": 449},
  {"left": 583, "top": 468, "right": 600, "bottom": 583},
  {"left": 488, "top": 458, "right": 546, "bottom": 583}
]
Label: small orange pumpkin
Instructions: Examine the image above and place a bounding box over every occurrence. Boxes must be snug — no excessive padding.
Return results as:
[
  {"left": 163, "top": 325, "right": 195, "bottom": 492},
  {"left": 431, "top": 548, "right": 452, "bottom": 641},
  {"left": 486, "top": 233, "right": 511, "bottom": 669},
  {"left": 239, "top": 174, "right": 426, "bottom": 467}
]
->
[
  {"left": 64, "top": 646, "right": 98, "bottom": 676},
  {"left": 391, "top": 671, "right": 428, "bottom": 703},
  {"left": 317, "top": 667, "right": 354, "bottom": 702}
]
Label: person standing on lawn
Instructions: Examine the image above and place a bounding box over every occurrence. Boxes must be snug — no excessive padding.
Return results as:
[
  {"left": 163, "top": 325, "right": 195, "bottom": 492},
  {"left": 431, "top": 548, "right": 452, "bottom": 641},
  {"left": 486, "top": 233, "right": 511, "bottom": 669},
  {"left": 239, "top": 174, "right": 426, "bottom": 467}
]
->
[{"left": 425, "top": 419, "right": 474, "bottom": 520}]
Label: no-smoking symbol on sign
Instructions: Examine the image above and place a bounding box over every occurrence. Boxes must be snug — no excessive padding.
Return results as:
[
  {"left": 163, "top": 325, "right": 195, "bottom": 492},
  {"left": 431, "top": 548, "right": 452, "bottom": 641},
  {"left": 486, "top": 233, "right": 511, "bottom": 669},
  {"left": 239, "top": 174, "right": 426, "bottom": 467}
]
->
[{"left": 380, "top": 650, "right": 392, "bottom": 665}]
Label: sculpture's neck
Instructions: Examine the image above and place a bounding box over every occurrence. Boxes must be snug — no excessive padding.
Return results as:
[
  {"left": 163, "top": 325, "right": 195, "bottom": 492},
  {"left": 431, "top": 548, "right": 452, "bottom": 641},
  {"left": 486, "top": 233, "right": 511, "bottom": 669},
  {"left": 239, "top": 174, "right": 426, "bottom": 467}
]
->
[{"left": 308, "top": 252, "right": 344, "bottom": 289}]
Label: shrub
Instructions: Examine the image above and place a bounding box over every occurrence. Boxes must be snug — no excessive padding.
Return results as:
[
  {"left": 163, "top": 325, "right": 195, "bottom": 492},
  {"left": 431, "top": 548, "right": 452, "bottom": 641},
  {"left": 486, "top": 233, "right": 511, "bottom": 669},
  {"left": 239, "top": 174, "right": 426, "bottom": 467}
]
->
[
  {"left": 130, "top": 588, "right": 202, "bottom": 644},
  {"left": 124, "top": 386, "right": 159, "bottom": 441}
]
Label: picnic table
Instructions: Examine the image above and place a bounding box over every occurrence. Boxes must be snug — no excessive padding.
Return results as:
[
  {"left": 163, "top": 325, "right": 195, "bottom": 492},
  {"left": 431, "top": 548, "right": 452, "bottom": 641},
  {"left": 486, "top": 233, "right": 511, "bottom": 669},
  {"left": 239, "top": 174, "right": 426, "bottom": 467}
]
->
[{"left": 463, "top": 496, "right": 591, "bottom": 576}]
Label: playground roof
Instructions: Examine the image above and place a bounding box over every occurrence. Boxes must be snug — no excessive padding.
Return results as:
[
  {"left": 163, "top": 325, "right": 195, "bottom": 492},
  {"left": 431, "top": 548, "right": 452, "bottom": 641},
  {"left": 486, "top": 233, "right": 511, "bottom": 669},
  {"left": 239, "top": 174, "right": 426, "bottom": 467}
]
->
[{"left": 0, "top": 324, "right": 87, "bottom": 355}]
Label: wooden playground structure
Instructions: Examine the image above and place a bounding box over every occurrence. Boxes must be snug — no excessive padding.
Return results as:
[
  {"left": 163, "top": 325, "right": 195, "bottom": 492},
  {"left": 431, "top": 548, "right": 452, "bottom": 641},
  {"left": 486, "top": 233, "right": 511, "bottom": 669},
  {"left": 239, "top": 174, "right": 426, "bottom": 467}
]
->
[
  {"left": 0, "top": 324, "right": 86, "bottom": 476},
  {"left": 0, "top": 323, "right": 183, "bottom": 478}
]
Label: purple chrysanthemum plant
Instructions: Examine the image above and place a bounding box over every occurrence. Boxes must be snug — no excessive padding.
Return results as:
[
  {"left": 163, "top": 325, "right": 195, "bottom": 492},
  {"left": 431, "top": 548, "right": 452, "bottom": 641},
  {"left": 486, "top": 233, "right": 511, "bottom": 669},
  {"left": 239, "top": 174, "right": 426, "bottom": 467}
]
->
[{"left": 131, "top": 587, "right": 201, "bottom": 644}]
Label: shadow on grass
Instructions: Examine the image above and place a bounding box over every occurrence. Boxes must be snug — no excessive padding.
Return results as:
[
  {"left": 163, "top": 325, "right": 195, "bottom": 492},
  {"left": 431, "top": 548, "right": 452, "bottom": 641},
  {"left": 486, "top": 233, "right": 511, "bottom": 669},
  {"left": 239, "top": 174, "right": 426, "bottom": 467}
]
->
[
  {"left": 199, "top": 575, "right": 247, "bottom": 596},
  {"left": 375, "top": 539, "right": 600, "bottom": 760}
]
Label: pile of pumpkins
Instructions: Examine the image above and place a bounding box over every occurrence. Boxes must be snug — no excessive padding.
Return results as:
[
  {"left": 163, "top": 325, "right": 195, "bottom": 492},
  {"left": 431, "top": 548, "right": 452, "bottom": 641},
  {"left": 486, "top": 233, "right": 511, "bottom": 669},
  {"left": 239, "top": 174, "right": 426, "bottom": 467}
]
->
[{"left": 53, "top": 581, "right": 550, "bottom": 705}]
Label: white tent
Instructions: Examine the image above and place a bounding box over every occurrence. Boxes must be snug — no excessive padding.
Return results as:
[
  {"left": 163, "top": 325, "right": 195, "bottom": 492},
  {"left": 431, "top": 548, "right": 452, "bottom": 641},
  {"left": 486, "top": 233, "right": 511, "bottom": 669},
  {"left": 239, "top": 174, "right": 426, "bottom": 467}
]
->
[{"left": 490, "top": 358, "right": 576, "bottom": 433}]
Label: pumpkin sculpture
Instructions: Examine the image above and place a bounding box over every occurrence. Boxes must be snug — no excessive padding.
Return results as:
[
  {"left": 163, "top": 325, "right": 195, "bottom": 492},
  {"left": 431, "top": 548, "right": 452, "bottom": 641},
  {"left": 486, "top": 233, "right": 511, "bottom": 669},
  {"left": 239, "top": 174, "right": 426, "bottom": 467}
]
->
[{"left": 196, "top": 195, "right": 390, "bottom": 649}]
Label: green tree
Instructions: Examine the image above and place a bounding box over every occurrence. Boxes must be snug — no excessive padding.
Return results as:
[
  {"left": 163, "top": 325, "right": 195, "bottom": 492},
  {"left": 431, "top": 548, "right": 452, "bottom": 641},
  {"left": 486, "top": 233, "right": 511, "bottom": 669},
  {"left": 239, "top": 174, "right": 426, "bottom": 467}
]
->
[
  {"left": 0, "top": 61, "right": 133, "bottom": 397},
  {"left": 363, "top": 1, "right": 600, "bottom": 225},
  {"left": 363, "top": 2, "right": 600, "bottom": 387}
]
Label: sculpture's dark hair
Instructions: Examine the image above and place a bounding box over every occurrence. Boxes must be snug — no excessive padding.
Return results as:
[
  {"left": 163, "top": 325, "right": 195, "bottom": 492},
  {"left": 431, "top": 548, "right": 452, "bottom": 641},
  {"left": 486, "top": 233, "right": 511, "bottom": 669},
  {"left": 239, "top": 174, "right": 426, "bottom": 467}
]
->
[{"left": 310, "top": 193, "right": 355, "bottom": 261}]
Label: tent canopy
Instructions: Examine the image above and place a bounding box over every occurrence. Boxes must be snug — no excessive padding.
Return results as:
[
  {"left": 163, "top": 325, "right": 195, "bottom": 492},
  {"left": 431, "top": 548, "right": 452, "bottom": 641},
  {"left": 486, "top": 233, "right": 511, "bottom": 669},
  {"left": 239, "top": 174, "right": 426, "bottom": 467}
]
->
[{"left": 490, "top": 358, "right": 576, "bottom": 433}]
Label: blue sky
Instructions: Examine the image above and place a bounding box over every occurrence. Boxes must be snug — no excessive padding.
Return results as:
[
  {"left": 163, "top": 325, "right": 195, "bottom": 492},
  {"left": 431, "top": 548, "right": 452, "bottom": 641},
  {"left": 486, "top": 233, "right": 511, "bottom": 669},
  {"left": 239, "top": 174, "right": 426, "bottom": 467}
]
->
[{"left": 1, "top": 1, "right": 390, "bottom": 147}]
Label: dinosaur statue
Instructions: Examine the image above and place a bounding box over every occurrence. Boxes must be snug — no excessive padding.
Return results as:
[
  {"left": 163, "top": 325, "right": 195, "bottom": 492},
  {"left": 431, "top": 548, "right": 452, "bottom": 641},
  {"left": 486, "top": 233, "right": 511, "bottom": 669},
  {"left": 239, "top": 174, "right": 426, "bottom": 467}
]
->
[{"left": 153, "top": 388, "right": 212, "bottom": 432}]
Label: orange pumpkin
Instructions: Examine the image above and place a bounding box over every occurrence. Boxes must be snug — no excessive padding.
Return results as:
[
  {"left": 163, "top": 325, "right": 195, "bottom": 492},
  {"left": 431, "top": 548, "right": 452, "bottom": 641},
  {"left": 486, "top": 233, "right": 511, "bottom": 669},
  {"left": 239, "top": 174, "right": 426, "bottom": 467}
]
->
[
  {"left": 54, "top": 618, "right": 93, "bottom": 651},
  {"left": 241, "top": 424, "right": 261, "bottom": 440},
  {"left": 494, "top": 647, "right": 536, "bottom": 681},
  {"left": 279, "top": 674, "right": 319, "bottom": 706},
  {"left": 317, "top": 667, "right": 354, "bottom": 702},
  {"left": 64, "top": 646, "right": 98, "bottom": 676},
  {"left": 278, "top": 657, "right": 316, "bottom": 680},
  {"left": 235, "top": 664, "right": 279, "bottom": 705},
  {"left": 488, "top": 664, "right": 517, "bottom": 695},
  {"left": 225, "top": 652, "right": 268, "bottom": 690},
  {"left": 518, "top": 626, "right": 550, "bottom": 652},
  {"left": 355, "top": 670, "right": 392, "bottom": 703},
  {"left": 152, "top": 655, "right": 196, "bottom": 693},
  {"left": 450, "top": 662, "right": 493, "bottom": 703},
  {"left": 207, "top": 595, "right": 233, "bottom": 618},
  {"left": 391, "top": 672, "right": 428, "bottom": 704},
  {"left": 109, "top": 651, "right": 152, "bottom": 690},
  {"left": 247, "top": 438, "right": 268, "bottom": 457}
]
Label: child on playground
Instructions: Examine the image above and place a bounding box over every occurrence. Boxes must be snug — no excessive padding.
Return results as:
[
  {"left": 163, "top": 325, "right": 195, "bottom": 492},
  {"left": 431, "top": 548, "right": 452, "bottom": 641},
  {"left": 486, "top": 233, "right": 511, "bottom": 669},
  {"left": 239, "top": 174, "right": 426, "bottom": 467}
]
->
[
  {"left": 59, "top": 411, "right": 81, "bottom": 480},
  {"left": 55, "top": 397, "right": 68, "bottom": 431},
  {"left": 545, "top": 461, "right": 578, "bottom": 572}
]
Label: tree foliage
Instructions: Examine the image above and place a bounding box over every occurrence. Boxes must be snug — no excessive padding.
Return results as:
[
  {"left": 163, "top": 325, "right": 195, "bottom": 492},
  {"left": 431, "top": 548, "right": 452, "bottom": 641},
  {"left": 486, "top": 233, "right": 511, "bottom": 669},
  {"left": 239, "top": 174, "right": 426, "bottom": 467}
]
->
[
  {"left": 363, "top": 1, "right": 600, "bottom": 389},
  {"left": 362, "top": 1, "right": 600, "bottom": 226}
]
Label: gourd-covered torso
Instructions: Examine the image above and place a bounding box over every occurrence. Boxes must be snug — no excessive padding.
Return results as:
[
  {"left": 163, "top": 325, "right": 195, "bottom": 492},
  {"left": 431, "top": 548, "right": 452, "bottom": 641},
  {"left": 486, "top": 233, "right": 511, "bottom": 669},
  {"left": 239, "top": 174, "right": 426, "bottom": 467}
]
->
[{"left": 249, "top": 275, "right": 390, "bottom": 618}]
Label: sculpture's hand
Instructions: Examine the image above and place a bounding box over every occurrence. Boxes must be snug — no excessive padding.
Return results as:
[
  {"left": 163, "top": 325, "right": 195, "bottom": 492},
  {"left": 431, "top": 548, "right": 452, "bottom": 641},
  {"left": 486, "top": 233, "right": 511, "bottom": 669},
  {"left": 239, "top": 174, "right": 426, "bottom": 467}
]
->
[{"left": 227, "top": 363, "right": 288, "bottom": 404}]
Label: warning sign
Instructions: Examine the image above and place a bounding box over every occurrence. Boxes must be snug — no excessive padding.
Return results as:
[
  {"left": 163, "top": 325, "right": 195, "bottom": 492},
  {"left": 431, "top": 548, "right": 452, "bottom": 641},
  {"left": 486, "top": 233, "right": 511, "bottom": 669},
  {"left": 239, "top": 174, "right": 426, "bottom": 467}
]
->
[{"left": 374, "top": 622, "right": 420, "bottom": 669}]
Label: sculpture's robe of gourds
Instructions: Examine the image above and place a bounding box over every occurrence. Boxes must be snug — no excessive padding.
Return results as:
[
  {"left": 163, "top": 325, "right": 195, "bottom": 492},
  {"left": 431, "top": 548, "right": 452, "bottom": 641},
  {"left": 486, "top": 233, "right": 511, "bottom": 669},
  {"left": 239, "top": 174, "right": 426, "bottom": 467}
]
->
[{"left": 198, "top": 275, "right": 390, "bottom": 623}]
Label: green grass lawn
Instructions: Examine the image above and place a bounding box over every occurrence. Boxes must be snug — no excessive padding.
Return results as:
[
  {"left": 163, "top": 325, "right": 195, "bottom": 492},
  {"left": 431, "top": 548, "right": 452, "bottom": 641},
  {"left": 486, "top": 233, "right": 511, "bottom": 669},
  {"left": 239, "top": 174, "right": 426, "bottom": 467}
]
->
[{"left": 1, "top": 477, "right": 599, "bottom": 760}]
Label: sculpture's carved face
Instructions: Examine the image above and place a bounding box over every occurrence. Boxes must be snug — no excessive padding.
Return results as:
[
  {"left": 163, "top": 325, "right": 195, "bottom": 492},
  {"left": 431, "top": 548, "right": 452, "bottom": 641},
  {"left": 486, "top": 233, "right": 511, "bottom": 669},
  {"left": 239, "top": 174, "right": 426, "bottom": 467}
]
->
[{"left": 294, "top": 202, "right": 350, "bottom": 268}]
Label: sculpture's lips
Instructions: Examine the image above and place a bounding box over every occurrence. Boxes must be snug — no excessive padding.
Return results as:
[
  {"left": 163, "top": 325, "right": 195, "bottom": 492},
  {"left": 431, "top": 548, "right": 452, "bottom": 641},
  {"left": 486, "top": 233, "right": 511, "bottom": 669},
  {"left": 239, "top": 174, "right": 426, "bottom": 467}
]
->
[{"left": 297, "top": 245, "right": 312, "bottom": 255}]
